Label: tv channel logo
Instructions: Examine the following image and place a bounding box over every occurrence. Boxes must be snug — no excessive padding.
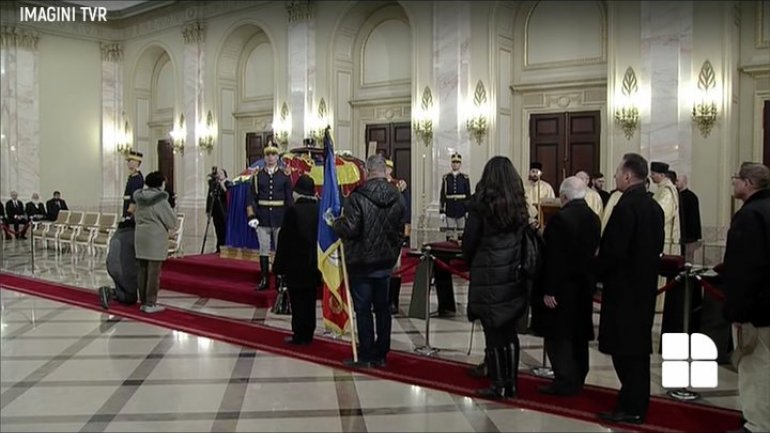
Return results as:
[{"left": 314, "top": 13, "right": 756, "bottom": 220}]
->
[{"left": 661, "top": 333, "right": 719, "bottom": 389}]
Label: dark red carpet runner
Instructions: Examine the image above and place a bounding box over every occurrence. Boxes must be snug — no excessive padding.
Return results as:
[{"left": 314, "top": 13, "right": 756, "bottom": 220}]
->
[{"left": 0, "top": 272, "right": 742, "bottom": 433}]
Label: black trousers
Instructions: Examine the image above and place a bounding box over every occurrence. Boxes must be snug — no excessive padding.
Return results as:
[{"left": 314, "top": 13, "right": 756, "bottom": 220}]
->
[
  {"left": 212, "top": 207, "right": 227, "bottom": 251},
  {"left": 545, "top": 338, "right": 589, "bottom": 391},
  {"left": 433, "top": 266, "right": 457, "bottom": 313},
  {"left": 611, "top": 354, "right": 651, "bottom": 416},
  {"left": 288, "top": 286, "right": 316, "bottom": 342},
  {"left": 483, "top": 318, "right": 519, "bottom": 349}
]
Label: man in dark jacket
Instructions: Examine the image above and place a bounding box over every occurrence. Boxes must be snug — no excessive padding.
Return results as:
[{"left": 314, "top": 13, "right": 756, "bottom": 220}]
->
[
  {"left": 273, "top": 175, "right": 322, "bottom": 345},
  {"left": 533, "top": 177, "right": 600, "bottom": 396},
  {"left": 596, "top": 153, "right": 664, "bottom": 425},
  {"left": 5, "top": 191, "right": 29, "bottom": 239},
  {"left": 46, "top": 191, "right": 68, "bottom": 221},
  {"left": 332, "top": 154, "right": 406, "bottom": 368},
  {"left": 675, "top": 174, "right": 702, "bottom": 262},
  {"left": 723, "top": 162, "right": 770, "bottom": 433}
]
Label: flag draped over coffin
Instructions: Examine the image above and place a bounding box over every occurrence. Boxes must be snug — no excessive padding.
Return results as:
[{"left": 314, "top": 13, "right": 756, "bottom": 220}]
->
[{"left": 317, "top": 133, "right": 350, "bottom": 335}]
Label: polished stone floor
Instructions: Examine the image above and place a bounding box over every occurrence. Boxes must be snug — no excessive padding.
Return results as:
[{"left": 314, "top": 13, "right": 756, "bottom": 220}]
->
[{"left": 0, "top": 238, "right": 739, "bottom": 432}]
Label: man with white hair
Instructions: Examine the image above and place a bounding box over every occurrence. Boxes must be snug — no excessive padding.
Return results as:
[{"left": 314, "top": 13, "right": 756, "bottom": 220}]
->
[
  {"left": 531, "top": 176, "right": 601, "bottom": 396},
  {"left": 575, "top": 171, "right": 604, "bottom": 218}
]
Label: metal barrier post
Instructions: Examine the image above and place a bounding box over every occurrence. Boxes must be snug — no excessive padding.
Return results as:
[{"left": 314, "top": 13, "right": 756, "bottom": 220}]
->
[
  {"left": 30, "top": 225, "right": 35, "bottom": 275},
  {"left": 415, "top": 246, "right": 439, "bottom": 356},
  {"left": 667, "top": 263, "right": 701, "bottom": 401}
]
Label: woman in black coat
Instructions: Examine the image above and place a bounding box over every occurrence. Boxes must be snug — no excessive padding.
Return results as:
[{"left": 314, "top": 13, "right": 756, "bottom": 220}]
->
[
  {"left": 272, "top": 175, "right": 322, "bottom": 345},
  {"left": 462, "top": 156, "right": 530, "bottom": 399}
]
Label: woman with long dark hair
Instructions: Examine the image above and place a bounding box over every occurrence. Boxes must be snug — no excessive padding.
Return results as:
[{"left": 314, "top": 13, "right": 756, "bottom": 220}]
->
[{"left": 462, "top": 156, "right": 529, "bottom": 399}]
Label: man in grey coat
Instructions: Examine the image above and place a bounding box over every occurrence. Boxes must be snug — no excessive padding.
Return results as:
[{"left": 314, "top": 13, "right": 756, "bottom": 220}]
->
[{"left": 133, "top": 171, "right": 177, "bottom": 313}]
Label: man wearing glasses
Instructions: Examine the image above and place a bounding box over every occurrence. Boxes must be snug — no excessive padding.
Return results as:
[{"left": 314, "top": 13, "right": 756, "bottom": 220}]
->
[{"left": 723, "top": 162, "right": 770, "bottom": 433}]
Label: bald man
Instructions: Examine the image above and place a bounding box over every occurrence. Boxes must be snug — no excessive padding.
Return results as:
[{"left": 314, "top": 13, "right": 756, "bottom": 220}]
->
[{"left": 576, "top": 171, "right": 604, "bottom": 218}]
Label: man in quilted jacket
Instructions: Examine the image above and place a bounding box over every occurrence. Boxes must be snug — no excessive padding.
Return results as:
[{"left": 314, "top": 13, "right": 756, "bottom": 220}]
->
[{"left": 332, "top": 154, "right": 406, "bottom": 368}]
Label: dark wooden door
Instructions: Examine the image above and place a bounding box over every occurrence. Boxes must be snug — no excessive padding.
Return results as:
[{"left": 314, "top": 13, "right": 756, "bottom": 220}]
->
[
  {"left": 365, "top": 122, "right": 412, "bottom": 188},
  {"left": 529, "top": 111, "right": 600, "bottom": 188},
  {"left": 245, "top": 131, "right": 275, "bottom": 167},
  {"left": 157, "top": 139, "right": 174, "bottom": 193},
  {"left": 762, "top": 101, "right": 770, "bottom": 167}
]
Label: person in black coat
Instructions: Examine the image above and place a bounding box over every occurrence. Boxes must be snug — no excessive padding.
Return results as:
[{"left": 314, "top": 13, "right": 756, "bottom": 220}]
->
[
  {"left": 272, "top": 175, "right": 322, "bottom": 345},
  {"left": 25, "top": 193, "right": 47, "bottom": 222},
  {"left": 206, "top": 167, "right": 232, "bottom": 253},
  {"left": 46, "top": 191, "right": 69, "bottom": 221},
  {"left": 5, "top": 191, "right": 29, "bottom": 239},
  {"left": 595, "top": 153, "right": 664, "bottom": 425},
  {"left": 675, "top": 174, "right": 702, "bottom": 262},
  {"left": 532, "top": 177, "right": 601, "bottom": 396},
  {"left": 723, "top": 162, "right": 770, "bottom": 433},
  {"left": 462, "top": 156, "right": 530, "bottom": 400}
]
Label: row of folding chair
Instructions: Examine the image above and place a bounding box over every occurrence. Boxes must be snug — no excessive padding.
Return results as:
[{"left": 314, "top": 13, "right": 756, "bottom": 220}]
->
[{"left": 32, "top": 210, "right": 118, "bottom": 255}]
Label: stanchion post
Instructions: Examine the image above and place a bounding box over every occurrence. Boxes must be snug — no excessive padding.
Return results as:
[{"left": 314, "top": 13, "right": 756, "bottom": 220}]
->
[
  {"left": 30, "top": 225, "right": 35, "bottom": 275},
  {"left": 415, "top": 246, "right": 438, "bottom": 356},
  {"left": 667, "top": 262, "right": 701, "bottom": 402}
]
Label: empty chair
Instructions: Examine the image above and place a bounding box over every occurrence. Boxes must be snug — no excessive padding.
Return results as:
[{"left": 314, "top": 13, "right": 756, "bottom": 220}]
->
[
  {"left": 91, "top": 213, "right": 118, "bottom": 255},
  {"left": 36, "top": 209, "right": 70, "bottom": 249},
  {"left": 55, "top": 210, "right": 84, "bottom": 253},
  {"left": 73, "top": 212, "right": 101, "bottom": 254}
]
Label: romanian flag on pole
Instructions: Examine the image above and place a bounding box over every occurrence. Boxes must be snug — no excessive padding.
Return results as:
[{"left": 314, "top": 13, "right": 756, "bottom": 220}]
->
[{"left": 317, "top": 130, "right": 350, "bottom": 335}]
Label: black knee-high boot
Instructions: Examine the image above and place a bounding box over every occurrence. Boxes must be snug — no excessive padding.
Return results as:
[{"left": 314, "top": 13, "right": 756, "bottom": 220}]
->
[
  {"left": 476, "top": 347, "right": 508, "bottom": 399},
  {"left": 389, "top": 276, "right": 402, "bottom": 314},
  {"left": 504, "top": 341, "right": 520, "bottom": 398},
  {"left": 257, "top": 256, "right": 270, "bottom": 291}
]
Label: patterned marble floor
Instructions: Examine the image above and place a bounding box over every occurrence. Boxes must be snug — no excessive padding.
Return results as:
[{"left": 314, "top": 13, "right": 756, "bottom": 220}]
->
[{"left": 0, "top": 238, "right": 740, "bottom": 432}]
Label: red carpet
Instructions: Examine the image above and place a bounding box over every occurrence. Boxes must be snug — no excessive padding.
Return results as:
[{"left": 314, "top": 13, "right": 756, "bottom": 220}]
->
[
  {"left": 0, "top": 272, "right": 742, "bottom": 433},
  {"left": 159, "top": 252, "right": 418, "bottom": 306}
]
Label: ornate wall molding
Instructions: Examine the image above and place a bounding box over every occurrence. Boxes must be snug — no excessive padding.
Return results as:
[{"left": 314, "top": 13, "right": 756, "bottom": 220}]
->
[
  {"left": 100, "top": 42, "right": 123, "bottom": 62},
  {"left": 287, "top": 1, "right": 314, "bottom": 23},
  {"left": 1, "top": 25, "right": 39, "bottom": 50},
  {"left": 182, "top": 21, "right": 205, "bottom": 44}
]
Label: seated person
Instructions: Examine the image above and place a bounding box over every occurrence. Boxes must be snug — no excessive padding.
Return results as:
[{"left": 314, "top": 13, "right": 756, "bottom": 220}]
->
[
  {"left": 25, "top": 193, "right": 47, "bottom": 222},
  {"left": 5, "top": 191, "right": 29, "bottom": 239},
  {"left": 46, "top": 190, "right": 68, "bottom": 221}
]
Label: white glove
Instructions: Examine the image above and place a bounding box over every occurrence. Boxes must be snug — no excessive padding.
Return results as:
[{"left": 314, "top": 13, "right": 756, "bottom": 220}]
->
[
  {"left": 439, "top": 213, "right": 446, "bottom": 221},
  {"left": 248, "top": 218, "right": 259, "bottom": 229}
]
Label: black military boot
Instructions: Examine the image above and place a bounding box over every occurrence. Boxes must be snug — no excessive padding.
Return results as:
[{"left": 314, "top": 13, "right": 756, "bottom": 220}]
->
[
  {"left": 476, "top": 347, "right": 508, "bottom": 400},
  {"left": 503, "top": 341, "right": 519, "bottom": 398},
  {"left": 257, "top": 256, "right": 270, "bottom": 291},
  {"left": 389, "top": 276, "right": 402, "bottom": 315}
]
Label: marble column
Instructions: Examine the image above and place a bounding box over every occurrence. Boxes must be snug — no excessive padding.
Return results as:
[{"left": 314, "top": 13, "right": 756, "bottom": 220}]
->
[
  {"left": 0, "top": 26, "right": 39, "bottom": 200},
  {"left": 640, "top": 1, "right": 693, "bottom": 176},
  {"left": 430, "top": 1, "right": 471, "bottom": 210},
  {"left": 100, "top": 42, "right": 124, "bottom": 213},
  {"left": 287, "top": 1, "right": 315, "bottom": 144},
  {"left": 180, "top": 21, "right": 206, "bottom": 235}
]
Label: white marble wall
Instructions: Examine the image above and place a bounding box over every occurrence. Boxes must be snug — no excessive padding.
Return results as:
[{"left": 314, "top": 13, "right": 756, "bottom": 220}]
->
[
  {"left": 0, "top": 27, "right": 39, "bottom": 201},
  {"left": 640, "top": 1, "right": 693, "bottom": 178},
  {"left": 288, "top": 15, "right": 315, "bottom": 143},
  {"left": 99, "top": 43, "right": 123, "bottom": 212},
  {"left": 432, "top": 1, "right": 472, "bottom": 207}
]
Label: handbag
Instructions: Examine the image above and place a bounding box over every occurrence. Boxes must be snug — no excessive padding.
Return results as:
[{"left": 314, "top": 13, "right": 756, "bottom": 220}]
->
[{"left": 270, "top": 280, "right": 292, "bottom": 315}]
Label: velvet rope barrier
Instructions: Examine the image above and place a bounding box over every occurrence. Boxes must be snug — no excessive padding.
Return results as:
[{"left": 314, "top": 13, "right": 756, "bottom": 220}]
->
[
  {"left": 431, "top": 256, "right": 470, "bottom": 281},
  {"left": 391, "top": 259, "right": 421, "bottom": 277},
  {"left": 1, "top": 221, "right": 31, "bottom": 237},
  {"left": 695, "top": 276, "right": 726, "bottom": 302},
  {"left": 656, "top": 275, "right": 683, "bottom": 296}
]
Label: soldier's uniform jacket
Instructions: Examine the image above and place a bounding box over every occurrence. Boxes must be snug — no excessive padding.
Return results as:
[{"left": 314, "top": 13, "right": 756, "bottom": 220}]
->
[
  {"left": 440, "top": 172, "right": 471, "bottom": 218},
  {"left": 123, "top": 171, "right": 144, "bottom": 218},
  {"left": 248, "top": 166, "right": 293, "bottom": 228}
]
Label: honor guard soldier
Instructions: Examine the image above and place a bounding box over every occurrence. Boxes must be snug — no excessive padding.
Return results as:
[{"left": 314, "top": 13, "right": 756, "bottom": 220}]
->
[
  {"left": 247, "top": 143, "right": 293, "bottom": 291},
  {"left": 524, "top": 161, "right": 555, "bottom": 225},
  {"left": 122, "top": 150, "right": 145, "bottom": 225},
  {"left": 440, "top": 153, "right": 471, "bottom": 239}
]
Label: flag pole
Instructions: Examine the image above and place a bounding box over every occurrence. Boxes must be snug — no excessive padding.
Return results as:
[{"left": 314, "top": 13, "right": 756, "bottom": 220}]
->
[{"left": 338, "top": 241, "right": 358, "bottom": 362}]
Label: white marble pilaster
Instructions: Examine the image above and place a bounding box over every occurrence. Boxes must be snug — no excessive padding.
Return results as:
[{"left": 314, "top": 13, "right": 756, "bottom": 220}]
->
[
  {"left": 640, "top": 1, "right": 693, "bottom": 177},
  {"left": 1, "top": 26, "right": 39, "bottom": 201},
  {"left": 287, "top": 1, "right": 315, "bottom": 143},
  {"left": 432, "top": 2, "right": 472, "bottom": 206},
  {"left": 180, "top": 21, "right": 207, "bottom": 236},
  {"left": 100, "top": 42, "right": 123, "bottom": 213}
]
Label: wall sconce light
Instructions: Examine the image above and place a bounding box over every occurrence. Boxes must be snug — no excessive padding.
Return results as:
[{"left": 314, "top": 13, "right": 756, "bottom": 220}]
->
[
  {"left": 614, "top": 67, "right": 640, "bottom": 140},
  {"left": 272, "top": 102, "right": 291, "bottom": 149},
  {"left": 465, "top": 80, "right": 488, "bottom": 145},
  {"left": 115, "top": 112, "right": 132, "bottom": 157},
  {"left": 309, "top": 98, "right": 330, "bottom": 143},
  {"left": 169, "top": 113, "right": 186, "bottom": 155},
  {"left": 197, "top": 110, "right": 216, "bottom": 154},
  {"left": 413, "top": 86, "right": 435, "bottom": 147},
  {"left": 692, "top": 60, "right": 718, "bottom": 138}
]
